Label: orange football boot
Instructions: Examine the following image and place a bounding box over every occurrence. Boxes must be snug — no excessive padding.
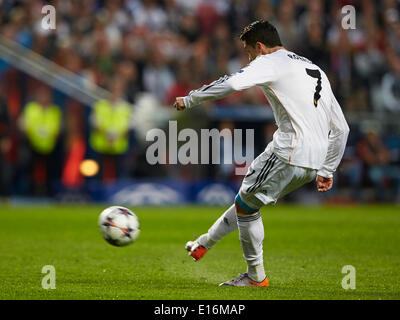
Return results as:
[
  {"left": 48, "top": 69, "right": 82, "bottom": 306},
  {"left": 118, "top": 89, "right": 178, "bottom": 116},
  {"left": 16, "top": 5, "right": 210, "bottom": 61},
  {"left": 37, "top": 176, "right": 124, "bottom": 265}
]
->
[{"left": 185, "top": 239, "right": 208, "bottom": 261}]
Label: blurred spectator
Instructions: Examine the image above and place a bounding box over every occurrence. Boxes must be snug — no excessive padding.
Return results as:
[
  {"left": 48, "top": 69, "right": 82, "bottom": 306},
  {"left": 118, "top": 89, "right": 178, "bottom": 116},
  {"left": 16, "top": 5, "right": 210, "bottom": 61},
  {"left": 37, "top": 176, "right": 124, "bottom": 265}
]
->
[
  {"left": 164, "top": 62, "right": 194, "bottom": 105},
  {"left": 227, "top": 0, "right": 253, "bottom": 36},
  {"left": 253, "top": 0, "right": 275, "bottom": 22},
  {"left": 178, "top": 11, "right": 201, "bottom": 43},
  {"left": 142, "top": 47, "right": 175, "bottom": 102},
  {"left": 385, "top": 6, "right": 400, "bottom": 56},
  {"left": 89, "top": 78, "right": 132, "bottom": 183},
  {"left": 215, "top": 120, "right": 236, "bottom": 181},
  {"left": 115, "top": 59, "right": 140, "bottom": 104},
  {"left": 299, "top": 14, "right": 329, "bottom": 72},
  {"left": 0, "top": 86, "right": 12, "bottom": 200},
  {"left": 357, "top": 129, "right": 400, "bottom": 201},
  {"left": 196, "top": 1, "right": 223, "bottom": 35},
  {"left": 130, "top": 0, "right": 168, "bottom": 31},
  {"left": 275, "top": 0, "right": 299, "bottom": 52},
  {"left": 19, "top": 85, "right": 62, "bottom": 196},
  {"left": 61, "top": 100, "right": 86, "bottom": 190},
  {"left": 380, "top": 48, "right": 400, "bottom": 112}
]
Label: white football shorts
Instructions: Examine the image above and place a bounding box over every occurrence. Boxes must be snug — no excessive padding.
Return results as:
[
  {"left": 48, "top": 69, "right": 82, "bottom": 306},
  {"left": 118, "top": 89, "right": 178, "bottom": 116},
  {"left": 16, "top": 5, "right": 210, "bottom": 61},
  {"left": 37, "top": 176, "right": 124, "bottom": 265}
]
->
[{"left": 236, "top": 143, "right": 317, "bottom": 212}]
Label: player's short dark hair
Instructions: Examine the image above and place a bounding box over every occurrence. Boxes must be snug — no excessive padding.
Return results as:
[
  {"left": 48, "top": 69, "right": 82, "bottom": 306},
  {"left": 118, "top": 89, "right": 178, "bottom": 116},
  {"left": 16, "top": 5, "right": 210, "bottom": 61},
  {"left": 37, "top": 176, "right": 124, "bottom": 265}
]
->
[{"left": 239, "top": 20, "right": 282, "bottom": 48}]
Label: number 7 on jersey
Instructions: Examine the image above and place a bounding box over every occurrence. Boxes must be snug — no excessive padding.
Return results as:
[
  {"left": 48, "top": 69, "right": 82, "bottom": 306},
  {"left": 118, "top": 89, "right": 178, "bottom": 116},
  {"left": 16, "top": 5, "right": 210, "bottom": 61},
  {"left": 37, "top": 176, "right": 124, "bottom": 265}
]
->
[{"left": 306, "top": 68, "right": 322, "bottom": 107}]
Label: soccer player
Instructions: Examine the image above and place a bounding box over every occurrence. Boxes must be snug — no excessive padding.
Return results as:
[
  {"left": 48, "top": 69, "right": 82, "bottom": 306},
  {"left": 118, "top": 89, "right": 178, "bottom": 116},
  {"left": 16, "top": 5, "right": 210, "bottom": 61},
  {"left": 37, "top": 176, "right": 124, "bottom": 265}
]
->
[{"left": 173, "top": 20, "right": 350, "bottom": 287}]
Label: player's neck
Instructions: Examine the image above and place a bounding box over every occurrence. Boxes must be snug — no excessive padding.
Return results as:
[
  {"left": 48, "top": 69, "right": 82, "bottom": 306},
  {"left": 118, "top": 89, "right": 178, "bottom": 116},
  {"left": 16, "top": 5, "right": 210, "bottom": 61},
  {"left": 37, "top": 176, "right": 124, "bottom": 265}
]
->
[{"left": 260, "top": 46, "right": 286, "bottom": 55}]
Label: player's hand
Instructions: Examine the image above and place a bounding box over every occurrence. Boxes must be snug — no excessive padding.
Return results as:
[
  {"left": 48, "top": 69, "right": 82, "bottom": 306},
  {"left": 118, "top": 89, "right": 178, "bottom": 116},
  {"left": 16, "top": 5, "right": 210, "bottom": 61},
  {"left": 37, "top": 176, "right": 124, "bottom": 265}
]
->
[
  {"left": 316, "top": 175, "right": 333, "bottom": 192},
  {"left": 173, "top": 97, "right": 186, "bottom": 111}
]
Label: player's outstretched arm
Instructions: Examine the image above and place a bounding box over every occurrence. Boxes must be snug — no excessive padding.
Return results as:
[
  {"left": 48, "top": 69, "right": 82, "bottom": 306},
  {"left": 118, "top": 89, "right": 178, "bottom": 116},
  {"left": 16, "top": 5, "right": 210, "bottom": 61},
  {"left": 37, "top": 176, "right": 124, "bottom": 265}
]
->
[
  {"left": 174, "top": 56, "right": 276, "bottom": 111},
  {"left": 176, "top": 74, "right": 236, "bottom": 110}
]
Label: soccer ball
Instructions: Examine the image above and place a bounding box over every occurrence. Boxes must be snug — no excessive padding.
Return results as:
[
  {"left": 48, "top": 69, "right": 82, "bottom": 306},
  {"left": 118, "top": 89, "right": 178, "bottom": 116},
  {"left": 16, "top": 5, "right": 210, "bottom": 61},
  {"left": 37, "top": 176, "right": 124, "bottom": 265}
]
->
[{"left": 98, "top": 206, "right": 140, "bottom": 247}]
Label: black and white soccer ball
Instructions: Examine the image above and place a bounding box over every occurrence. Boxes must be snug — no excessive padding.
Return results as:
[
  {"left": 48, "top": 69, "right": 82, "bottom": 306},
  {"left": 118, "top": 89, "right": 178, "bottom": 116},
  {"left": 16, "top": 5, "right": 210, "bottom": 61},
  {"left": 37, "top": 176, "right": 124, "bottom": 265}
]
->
[{"left": 98, "top": 206, "right": 140, "bottom": 247}]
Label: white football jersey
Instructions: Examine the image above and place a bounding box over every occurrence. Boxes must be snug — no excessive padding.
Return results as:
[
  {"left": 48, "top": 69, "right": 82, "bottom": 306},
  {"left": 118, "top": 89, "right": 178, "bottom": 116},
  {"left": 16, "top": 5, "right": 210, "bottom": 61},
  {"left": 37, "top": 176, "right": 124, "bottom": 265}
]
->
[{"left": 183, "top": 49, "right": 350, "bottom": 178}]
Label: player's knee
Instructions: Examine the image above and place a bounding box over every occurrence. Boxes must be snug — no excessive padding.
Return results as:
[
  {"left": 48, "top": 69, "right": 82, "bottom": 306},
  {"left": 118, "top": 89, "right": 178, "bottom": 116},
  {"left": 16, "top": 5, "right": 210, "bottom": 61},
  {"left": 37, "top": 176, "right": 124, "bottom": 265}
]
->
[{"left": 235, "top": 199, "right": 257, "bottom": 216}]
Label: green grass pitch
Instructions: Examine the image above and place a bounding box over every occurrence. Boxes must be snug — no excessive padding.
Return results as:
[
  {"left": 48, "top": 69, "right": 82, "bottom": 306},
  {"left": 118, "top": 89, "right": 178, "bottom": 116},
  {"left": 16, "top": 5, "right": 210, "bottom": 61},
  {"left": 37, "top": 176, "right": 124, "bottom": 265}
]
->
[{"left": 0, "top": 204, "right": 399, "bottom": 300}]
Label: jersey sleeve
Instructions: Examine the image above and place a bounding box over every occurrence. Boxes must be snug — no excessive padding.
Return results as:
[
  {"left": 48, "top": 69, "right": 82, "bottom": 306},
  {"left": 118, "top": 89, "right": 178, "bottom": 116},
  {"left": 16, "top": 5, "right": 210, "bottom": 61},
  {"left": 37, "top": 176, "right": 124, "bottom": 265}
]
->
[
  {"left": 317, "top": 93, "right": 350, "bottom": 178},
  {"left": 183, "top": 56, "right": 277, "bottom": 108}
]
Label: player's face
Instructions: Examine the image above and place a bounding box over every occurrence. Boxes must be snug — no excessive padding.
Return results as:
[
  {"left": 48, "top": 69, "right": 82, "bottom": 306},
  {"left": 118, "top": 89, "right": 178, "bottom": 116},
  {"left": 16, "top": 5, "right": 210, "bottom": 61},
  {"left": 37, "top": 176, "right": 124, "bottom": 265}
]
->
[{"left": 243, "top": 41, "right": 260, "bottom": 62}]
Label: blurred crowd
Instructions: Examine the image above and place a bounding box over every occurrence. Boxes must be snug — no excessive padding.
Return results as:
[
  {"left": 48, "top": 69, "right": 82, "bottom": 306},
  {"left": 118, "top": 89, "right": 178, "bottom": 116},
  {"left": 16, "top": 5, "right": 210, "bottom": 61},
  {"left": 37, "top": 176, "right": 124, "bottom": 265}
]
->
[{"left": 0, "top": 0, "right": 400, "bottom": 202}]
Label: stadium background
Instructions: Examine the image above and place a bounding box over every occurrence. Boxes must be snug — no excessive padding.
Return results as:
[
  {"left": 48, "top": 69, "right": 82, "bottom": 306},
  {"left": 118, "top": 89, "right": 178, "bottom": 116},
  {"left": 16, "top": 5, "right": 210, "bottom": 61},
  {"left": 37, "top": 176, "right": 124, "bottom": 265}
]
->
[{"left": 0, "top": 0, "right": 399, "bottom": 206}]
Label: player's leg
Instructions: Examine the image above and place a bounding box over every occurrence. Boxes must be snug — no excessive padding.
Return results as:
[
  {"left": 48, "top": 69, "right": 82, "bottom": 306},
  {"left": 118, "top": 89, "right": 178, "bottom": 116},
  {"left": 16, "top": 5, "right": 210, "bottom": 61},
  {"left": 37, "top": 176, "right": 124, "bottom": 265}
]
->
[
  {"left": 185, "top": 148, "right": 271, "bottom": 261},
  {"left": 219, "top": 149, "right": 277, "bottom": 286},
  {"left": 220, "top": 150, "right": 316, "bottom": 287},
  {"left": 186, "top": 201, "right": 265, "bottom": 265},
  {"left": 219, "top": 195, "right": 269, "bottom": 287},
  {"left": 185, "top": 204, "right": 238, "bottom": 261},
  {"left": 207, "top": 203, "right": 238, "bottom": 245},
  {"left": 235, "top": 196, "right": 268, "bottom": 283}
]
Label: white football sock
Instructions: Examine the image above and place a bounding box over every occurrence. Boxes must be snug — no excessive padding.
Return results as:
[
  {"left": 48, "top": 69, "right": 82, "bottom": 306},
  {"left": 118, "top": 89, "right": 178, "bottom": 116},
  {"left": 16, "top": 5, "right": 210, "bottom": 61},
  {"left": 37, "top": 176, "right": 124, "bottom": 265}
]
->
[
  {"left": 200, "top": 204, "right": 238, "bottom": 249},
  {"left": 237, "top": 211, "right": 266, "bottom": 282},
  {"left": 247, "top": 264, "right": 266, "bottom": 283}
]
